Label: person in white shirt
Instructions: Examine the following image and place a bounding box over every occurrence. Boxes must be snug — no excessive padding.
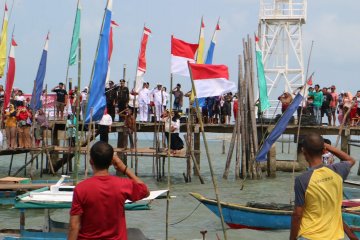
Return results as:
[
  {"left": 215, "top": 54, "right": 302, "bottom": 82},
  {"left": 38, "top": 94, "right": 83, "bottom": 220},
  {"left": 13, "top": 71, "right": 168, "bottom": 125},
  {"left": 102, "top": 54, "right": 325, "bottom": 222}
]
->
[
  {"left": 138, "top": 83, "right": 150, "bottom": 122},
  {"left": 98, "top": 108, "right": 113, "bottom": 143},
  {"left": 152, "top": 83, "right": 165, "bottom": 121},
  {"left": 162, "top": 87, "right": 169, "bottom": 112}
]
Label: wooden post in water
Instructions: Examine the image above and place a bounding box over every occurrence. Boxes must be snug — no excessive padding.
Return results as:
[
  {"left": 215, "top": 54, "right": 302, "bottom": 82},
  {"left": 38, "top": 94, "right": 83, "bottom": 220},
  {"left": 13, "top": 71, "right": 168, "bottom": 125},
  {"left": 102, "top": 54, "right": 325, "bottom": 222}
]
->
[
  {"left": 239, "top": 57, "right": 247, "bottom": 179},
  {"left": 235, "top": 55, "right": 242, "bottom": 179},
  {"left": 193, "top": 128, "right": 201, "bottom": 176}
]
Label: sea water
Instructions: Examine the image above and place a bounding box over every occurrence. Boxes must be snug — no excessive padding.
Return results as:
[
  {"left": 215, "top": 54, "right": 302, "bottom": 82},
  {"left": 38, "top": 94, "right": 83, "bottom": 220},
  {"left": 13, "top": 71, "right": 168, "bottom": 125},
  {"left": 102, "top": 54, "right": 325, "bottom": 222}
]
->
[{"left": 0, "top": 134, "right": 359, "bottom": 240}]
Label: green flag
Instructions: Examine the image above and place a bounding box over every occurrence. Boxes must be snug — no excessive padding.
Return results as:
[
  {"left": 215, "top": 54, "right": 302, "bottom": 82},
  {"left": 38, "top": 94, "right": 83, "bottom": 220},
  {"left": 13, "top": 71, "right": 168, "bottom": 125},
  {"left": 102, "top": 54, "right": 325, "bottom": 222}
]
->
[
  {"left": 255, "top": 37, "right": 270, "bottom": 112},
  {"left": 68, "top": 0, "right": 81, "bottom": 66}
]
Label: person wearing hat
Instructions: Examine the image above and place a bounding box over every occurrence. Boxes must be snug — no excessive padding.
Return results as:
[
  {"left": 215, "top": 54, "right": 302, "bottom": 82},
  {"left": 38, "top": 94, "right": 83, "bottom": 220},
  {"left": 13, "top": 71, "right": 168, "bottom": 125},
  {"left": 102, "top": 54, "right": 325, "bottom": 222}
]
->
[
  {"left": 105, "top": 80, "right": 117, "bottom": 121},
  {"left": 80, "top": 87, "right": 88, "bottom": 120},
  {"left": 329, "top": 85, "right": 338, "bottom": 126},
  {"left": 151, "top": 83, "right": 165, "bottom": 121},
  {"left": 116, "top": 79, "right": 129, "bottom": 122},
  {"left": 52, "top": 82, "right": 68, "bottom": 120}
]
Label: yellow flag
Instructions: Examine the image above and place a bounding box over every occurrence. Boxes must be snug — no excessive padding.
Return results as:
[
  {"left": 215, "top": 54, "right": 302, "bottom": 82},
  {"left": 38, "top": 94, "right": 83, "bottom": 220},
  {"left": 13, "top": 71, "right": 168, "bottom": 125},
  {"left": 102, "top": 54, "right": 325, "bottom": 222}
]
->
[
  {"left": 0, "top": 4, "right": 8, "bottom": 78},
  {"left": 196, "top": 17, "right": 205, "bottom": 64}
]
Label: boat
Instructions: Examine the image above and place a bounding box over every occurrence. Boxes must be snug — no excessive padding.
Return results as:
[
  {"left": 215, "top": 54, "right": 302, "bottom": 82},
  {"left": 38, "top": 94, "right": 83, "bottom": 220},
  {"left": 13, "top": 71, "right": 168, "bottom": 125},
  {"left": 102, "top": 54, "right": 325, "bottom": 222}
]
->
[
  {"left": 190, "top": 191, "right": 360, "bottom": 232},
  {"left": 1, "top": 175, "right": 168, "bottom": 239},
  {"left": 189, "top": 192, "right": 293, "bottom": 230}
]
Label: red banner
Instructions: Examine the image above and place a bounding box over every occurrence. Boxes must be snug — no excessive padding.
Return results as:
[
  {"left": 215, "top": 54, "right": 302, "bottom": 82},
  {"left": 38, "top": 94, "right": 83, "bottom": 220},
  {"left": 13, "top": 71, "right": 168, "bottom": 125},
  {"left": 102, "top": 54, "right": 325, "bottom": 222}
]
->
[{"left": 24, "top": 93, "right": 56, "bottom": 118}]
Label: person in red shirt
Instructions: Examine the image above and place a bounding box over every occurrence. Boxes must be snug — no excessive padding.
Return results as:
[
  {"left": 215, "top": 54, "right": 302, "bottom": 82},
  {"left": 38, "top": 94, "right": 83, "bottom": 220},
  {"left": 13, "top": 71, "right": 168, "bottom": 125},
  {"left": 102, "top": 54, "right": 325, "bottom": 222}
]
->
[{"left": 68, "top": 141, "right": 149, "bottom": 240}]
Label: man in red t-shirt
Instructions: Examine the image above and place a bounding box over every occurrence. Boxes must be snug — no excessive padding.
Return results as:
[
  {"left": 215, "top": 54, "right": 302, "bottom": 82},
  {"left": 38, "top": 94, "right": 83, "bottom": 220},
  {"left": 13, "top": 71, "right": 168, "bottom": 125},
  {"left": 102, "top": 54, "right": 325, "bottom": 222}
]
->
[{"left": 68, "top": 141, "right": 149, "bottom": 240}]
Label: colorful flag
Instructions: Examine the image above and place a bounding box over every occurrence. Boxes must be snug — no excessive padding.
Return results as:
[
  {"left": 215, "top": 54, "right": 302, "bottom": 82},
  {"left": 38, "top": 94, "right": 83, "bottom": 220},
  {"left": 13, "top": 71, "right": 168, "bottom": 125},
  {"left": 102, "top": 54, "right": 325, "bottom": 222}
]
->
[
  {"left": 255, "top": 93, "right": 304, "bottom": 162},
  {"left": 3, "top": 38, "right": 16, "bottom": 111},
  {"left": 196, "top": 17, "right": 205, "bottom": 64},
  {"left": 0, "top": 4, "right": 8, "bottom": 78},
  {"left": 68, "top": 0, "right": 81, "bottom": 66},
  {"left": 85, "top": 0, "right": 112, "bottom": 123},
  {"left": 105, "top": 20, "right": 119, "bottom": 84},
  {"left": 188, "top": 63, "right": 236, "bottom": 98},
  {"left": 255, "top": 36, "right": 270, "bottom": 113},
  {"left": 307, "top": 72, "right": 314, "bottom": 86},
  {"left": 171, "top": 36, "right": 198, "bottom": 77},
  {"left": 30, "top": 34, "right": 49, "bottom": 111},
  {"left": 134, "top": 26, "right": 151, "bottom": 93},
  {"left": 205, "top": 20, "right": 220, "bottom": 64}
]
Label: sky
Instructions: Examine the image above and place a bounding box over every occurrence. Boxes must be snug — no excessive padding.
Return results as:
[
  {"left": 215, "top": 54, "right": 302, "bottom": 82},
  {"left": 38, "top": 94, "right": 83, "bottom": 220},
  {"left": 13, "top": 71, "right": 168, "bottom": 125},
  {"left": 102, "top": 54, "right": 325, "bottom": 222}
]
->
[{"left": 2, "top": 0, "right": 360, "bottom": 102}]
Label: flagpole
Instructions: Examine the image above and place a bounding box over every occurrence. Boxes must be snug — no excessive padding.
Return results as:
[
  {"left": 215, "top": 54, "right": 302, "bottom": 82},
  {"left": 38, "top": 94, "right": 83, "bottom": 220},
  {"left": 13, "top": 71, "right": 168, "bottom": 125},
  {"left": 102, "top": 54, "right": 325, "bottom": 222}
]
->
[
  {"left": 65, "top": 0, "right": 80, "bottom": 90},
  {"left": 195, "top": 16, "right": 204, "bottom": 63},
  {"left": 187, "top": 62, "right": 228, "bottom": 240},
  {"left": 132, "top": 24, "right": 145, "bottom": 173},
  {"left": 165, "top": 72, "right": 173, "bottom": 240},
  {"left": 74, "top": 38, "right": 82, "bottom": 185}
]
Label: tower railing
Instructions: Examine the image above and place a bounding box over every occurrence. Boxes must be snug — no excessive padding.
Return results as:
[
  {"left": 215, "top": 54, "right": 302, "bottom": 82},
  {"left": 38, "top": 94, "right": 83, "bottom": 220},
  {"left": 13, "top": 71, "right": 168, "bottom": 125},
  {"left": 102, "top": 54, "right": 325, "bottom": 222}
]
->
[{"left": 259, "top": 0, "right": 307, "bottom": 22}]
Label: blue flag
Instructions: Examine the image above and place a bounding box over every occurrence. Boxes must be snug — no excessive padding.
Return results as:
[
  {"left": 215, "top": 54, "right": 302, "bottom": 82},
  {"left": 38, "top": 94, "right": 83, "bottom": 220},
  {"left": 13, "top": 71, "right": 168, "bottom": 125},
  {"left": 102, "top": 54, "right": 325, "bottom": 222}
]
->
[
  {"left": 255, "top": 93, "right": 303, "bottom": 162},
  {"left": 30, "top": 35, "right": 49, "bottom": 111},
  {"left": 85, "top": 1, "right": 112, "bottom": 123}
]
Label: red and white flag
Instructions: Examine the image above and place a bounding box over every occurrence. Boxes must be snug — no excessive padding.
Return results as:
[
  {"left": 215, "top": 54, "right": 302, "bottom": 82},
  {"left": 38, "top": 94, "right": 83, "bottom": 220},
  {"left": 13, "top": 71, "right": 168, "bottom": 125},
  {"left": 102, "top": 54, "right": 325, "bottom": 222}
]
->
[
  {"left": 171, "top": 36, "right": 198, "bottom": 77},
  {"left": 106, "top": 20, "right": 119, "bottom": 84},
  {"left": 3, "top": 38, "right": 17, "bottom": 111},
  {"left": 135, "top": 26, "right": 151, "bottom": 92},
  {"left": 188, "top": 63, "right": 236, "bottom": 98}
]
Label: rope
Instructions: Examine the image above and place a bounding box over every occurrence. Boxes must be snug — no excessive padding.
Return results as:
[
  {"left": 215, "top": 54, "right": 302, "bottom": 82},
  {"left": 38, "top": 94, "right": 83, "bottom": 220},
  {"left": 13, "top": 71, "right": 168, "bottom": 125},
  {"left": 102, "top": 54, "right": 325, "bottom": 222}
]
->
[{"left": 169, "top": 203, "right": 201, "bottom": 226}]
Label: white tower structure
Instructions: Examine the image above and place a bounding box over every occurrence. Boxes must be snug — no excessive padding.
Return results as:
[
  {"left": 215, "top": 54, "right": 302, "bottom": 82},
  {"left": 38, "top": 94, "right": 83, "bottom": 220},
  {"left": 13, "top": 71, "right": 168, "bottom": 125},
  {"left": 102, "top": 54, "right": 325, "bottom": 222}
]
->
[{"left": 258, "top": 0, "right": 307, "bottom": 115}]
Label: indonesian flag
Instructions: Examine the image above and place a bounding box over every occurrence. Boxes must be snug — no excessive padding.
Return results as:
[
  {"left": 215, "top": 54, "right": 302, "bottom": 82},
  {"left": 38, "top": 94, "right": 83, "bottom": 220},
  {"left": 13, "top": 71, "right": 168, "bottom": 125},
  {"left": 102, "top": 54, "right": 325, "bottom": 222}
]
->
[
  {"left": 3, "top": 38, "right": 16, "bottom": 111},
  {"left": 188, "top": 63, "right": 236, "bottom": 98},
  {"left": 171, "top": 36, "right": 198, "bottom": 77},
  {"left": 135, "top": 26, "right": 151, "bottom": 93}
]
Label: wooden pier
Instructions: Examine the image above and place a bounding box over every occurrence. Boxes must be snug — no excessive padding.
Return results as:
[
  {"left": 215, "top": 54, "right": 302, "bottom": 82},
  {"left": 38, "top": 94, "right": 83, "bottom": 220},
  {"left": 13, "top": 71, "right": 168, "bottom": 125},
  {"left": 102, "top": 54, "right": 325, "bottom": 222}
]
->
[{"left": 0, "top": 120, "right": 358, "bottom": 181}]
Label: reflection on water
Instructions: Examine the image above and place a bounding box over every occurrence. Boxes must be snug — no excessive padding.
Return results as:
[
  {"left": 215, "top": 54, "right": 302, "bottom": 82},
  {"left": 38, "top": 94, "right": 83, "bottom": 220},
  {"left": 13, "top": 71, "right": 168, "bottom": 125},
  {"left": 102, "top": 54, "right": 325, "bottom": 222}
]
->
[{"left": 0, "top": 138, "right": 359, "bottom": 240}]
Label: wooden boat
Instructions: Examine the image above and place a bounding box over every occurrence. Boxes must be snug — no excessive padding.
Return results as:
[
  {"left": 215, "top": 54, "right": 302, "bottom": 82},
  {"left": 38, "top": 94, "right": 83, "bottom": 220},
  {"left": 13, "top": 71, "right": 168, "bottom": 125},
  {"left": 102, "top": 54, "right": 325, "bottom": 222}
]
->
[
  {"left": 190, "top": 191, "right": 360, "bottom": 232},
  {"left": 189, "top": 192, "right": 292, "bottom": 230},
  {"left": 342, "top": 210, "right": 360, "bottom": 239}
]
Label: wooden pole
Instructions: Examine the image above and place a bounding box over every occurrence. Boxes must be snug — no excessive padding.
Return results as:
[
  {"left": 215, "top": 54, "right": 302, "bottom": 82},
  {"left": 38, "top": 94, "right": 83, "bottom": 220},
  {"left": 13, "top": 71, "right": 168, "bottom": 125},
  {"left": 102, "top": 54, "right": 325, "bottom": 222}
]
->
[
  {"left": 73, "top": 38, "right": 82, "bottom": 184},
  {"left": 84, "top": 108, "right": 93, "bottom": 178},
  {"left": 239, "top": 56, "right": 247, "bottom": 179},
  {"left": 222, "top": 125, "right": 236, "bottom": 179},
  {"left": 188, "top": 62, "right": 228, "bottom": 240},
  {"left": 236, "top": 55, "right": 243, "bottom": 179}
]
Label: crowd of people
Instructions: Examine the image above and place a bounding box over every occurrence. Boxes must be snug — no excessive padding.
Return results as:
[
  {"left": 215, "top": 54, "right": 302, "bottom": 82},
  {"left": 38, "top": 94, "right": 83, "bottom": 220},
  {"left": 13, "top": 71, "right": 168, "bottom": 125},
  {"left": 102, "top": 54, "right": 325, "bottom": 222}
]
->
[{"left": 278, "top": 84, "right": 360, "bottom": 126}]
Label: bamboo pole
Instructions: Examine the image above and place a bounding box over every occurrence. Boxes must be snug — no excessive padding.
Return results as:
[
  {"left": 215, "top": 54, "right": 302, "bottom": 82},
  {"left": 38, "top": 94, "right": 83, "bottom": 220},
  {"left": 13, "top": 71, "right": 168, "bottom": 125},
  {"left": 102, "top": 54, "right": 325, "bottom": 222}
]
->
[
  {"left": 165, "top": 73, "right": 173, "bottom": 240},
  {"left": 239, "top": 56, "right": 247, "bottom": 179},
  {"left": 188, "top": 62, "right": 228, "bottom": 240},
  {"left": 73, "top": 38, "right": 82, "bottom": 184},
  {"left": 184, "top": 134, "right": 204, "bottom": 184},
  {"left": 235, "top": 55, "right": 242, "bottom": 179},
  {"left": 84, "top": 108, "right": 93, "bottom": 178},
  {"left": 222, "top": 125, "right": 236, "bottom": 179}
]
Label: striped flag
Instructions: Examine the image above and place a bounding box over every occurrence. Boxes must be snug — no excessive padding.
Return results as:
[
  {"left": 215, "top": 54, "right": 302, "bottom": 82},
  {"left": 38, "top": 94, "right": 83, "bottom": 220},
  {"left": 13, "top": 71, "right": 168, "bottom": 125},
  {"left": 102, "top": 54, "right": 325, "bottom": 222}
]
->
[
  {"left": 3, "top": 37, "right": 16, "bottom": 111},
  {"left": 30, "top": 34, "right": 49, "bottom": 111},
  {"left": 171, "top": 36, "right": 198, "bottom": 77},
  {"left": 188, "top": 63, "right": 236, "bottom": 98},
  {"left": 105, "top": 20, "right": 119, "bottom": 84},
  {"left": 205, "top": 20, "right": 220, "bottom": 64},
  {"left": 134, "top": 26, "right": 151, "bottom": 93},
  {"left": 0, "top": 3, "right": 8, "bottom": 77},
  {"left": 196, "top": 17, "right": 205, "bottom": 64},
  {"left": 255, "top": 36, "right": 270, "bottom": 112},
  {"left": 85, "top": 0, "right": 112, "bottom": 122},
  {"left": 68, "top": 0, "right": 81, "bottom": 66}
]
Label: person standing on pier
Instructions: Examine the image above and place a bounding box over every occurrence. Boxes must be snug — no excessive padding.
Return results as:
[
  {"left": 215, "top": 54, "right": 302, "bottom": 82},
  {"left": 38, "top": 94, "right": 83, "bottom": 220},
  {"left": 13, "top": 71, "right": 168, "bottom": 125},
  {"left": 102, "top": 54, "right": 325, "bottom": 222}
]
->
[
  {"left": 68, "top": 141, "right": 149, "bottom": 240},
  {"left": 329, "top": 85, "right": 338, "bottom": 126},
  {"left": 152, "top": 83, "right": 164, "bottom": 121},
  {"left": 308, "top": 84, "right": 323, "bottom": 125},
  {"left": 278, "top": 92, "right": 293, "bottom": 113},
  {"left": 51, "top": 82, "right": 68, "bottom": 120},
  {"left": 321, "top": 87, "right": 332, "bottom": 126},
  {"left": 16, "top": 103, "right": 32, "bottom": 148},
  {"left": 138, "top": 82, "right": 150, "bottom": 122},
  {"left": 98, "top": 108, "right": 112, "bottom": 143},
  {"left": 116, "top": 79, "right": 129, "bottom": 122},
  {"left": 0, "top": 84, "right": 4, "bottom": 110},
  {"left": 4, "top": 104, "right": 17, "bottom": 149},
  {"left": 172, "top": 83, "right": 183, "bottom": 111},
  {"left": 105, "top": 80, "right": 117, "bottom": 121},
  {"left": 290, "top": 133, "right": 355, "bottom": 240}
]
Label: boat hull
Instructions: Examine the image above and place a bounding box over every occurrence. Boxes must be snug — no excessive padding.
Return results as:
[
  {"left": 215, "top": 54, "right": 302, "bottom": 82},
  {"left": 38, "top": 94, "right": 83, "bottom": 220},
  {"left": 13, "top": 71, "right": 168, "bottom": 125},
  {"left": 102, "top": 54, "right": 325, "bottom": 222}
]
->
[{"left": 189, "top": 192, "right": 292, "bottom": 230}]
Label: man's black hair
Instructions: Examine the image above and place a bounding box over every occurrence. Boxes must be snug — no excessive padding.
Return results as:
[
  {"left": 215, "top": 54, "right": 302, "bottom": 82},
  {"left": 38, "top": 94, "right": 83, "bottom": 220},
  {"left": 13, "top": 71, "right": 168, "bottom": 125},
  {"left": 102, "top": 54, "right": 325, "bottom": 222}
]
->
[
  {"left": 324, "top": 138, "right": 331, "bottom": 145},
  {"left": 302, "top": 133, "right": 324, "bottom": 156},
  {"left": 315, "top": 84, "right": 320, "bottom": 88},
  {"left": 90, "top": 141, "right": 114, "bottom": 170},
  {"left": 177, "top": 83, "right": 181, "bottom": 88}
]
